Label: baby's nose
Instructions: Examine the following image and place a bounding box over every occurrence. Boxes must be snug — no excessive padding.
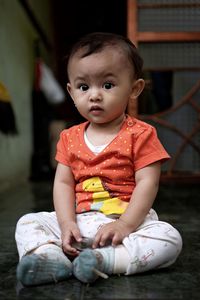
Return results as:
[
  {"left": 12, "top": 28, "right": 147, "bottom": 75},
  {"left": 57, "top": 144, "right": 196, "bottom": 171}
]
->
[{"left": 89, "top": 88, "right": 102, "bottom": 102}]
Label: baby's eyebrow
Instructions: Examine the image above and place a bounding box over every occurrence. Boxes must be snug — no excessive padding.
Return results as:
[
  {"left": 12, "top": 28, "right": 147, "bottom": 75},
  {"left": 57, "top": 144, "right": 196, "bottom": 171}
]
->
[
  {"left": 73, "top": 72, "right": 117, "bottom": 84},
  {"left": 74, "top": 76, "right": 87, "bottom": 84},
  {"left": 100, "top": 71, "right": 116, "bottom": 78}
]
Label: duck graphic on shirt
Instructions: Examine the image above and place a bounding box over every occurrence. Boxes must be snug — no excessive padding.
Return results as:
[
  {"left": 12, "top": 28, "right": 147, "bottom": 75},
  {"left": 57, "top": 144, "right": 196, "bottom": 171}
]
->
[{"left": 82, "top": 176, "right": 128, "bottom": 215}]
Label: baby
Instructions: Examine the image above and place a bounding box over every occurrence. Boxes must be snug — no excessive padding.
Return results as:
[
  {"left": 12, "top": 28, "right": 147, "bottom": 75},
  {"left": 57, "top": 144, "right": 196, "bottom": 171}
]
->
[{"left": 15, "top": 32, "right": 182, "bottom": 286}]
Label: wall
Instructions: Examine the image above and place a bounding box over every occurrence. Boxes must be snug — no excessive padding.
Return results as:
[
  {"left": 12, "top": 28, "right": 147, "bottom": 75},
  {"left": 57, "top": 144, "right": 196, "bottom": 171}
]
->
[{"left": 0, "top": 0, "right": 54, "bottom": 190}]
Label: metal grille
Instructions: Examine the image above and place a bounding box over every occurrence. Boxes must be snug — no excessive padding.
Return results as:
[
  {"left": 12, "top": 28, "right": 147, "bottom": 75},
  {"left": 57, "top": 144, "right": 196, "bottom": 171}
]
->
[
  {"left": 138, "top": 0, "right": 200, "bottom": 5},
  {"left": 137, "top": 0, "right": 200, "bottom": 32},
  {"left": 138, "top": 7, "right": 200, "bottom": 32},
  {"left": 139, "top": 42, "right": 200, "bottom": 70}
]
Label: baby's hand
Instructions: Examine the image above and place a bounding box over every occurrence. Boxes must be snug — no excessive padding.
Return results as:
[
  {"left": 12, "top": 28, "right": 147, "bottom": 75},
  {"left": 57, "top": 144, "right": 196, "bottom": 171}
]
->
[
  {"left": 61, "top": 221, "right": 82, "bottom": 256},
  {"left": 92, "top": 219, "right": 133, "bottom": 248}
]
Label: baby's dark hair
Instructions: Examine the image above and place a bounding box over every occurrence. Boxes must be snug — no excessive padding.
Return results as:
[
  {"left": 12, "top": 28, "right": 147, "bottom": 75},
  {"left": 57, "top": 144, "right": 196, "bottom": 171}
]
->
[{"left": 66, "top": 32, "right": 143, "bottom": 79}]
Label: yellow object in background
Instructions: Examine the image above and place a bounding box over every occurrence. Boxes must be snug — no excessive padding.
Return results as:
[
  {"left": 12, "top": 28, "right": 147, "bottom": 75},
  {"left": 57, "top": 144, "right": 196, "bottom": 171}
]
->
[{"left": 0, "top": 82, "right": 11, "bottom": 102}]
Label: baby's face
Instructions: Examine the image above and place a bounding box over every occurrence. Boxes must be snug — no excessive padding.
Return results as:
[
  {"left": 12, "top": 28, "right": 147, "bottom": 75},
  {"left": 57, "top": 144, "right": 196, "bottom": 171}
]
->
[{"left": 67, "top": 47, "right": 136, "bottom": 125}]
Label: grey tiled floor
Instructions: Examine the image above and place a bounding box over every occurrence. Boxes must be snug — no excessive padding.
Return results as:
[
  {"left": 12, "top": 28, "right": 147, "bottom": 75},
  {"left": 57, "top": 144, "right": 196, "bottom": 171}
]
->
[{"left": 0, "top": 181, "right": 199, "bottom": 299}]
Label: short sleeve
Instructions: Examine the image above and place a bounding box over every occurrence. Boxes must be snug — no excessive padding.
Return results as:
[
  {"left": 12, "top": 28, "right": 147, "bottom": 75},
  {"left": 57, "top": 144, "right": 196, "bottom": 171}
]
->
[
  {"left": 55, "top": 130, "right": 70, "bottom": 166},
  {"left": 133, "top": 125, "right": 170, "bottom": 171}
]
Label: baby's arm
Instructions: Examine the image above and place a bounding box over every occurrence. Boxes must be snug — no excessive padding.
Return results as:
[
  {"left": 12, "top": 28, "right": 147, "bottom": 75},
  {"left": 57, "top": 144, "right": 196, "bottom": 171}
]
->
[
  {"left": 93, "top": 161, "right": 161, "bottom": 248},
  {"left": 53, "top": 163, "right": 82, "bottom": 256}
]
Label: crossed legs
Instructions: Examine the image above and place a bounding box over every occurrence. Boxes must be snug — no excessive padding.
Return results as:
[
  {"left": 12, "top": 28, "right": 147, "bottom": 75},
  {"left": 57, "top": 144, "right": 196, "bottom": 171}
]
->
[{"left": 15, "top": 210, "right": 182, "bottom": 285}]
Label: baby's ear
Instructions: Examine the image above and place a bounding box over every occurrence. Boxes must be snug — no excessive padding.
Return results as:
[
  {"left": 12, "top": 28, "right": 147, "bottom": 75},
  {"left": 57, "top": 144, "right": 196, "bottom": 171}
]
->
[
  {"left": 66, "top": 83, "right": 71, "bottom": 95},
  {"left": 66, "top": 83, "right": 74, "bottom": 101},
  {"left": 131, "top": 79, "right": 145, "bottom": 100}
]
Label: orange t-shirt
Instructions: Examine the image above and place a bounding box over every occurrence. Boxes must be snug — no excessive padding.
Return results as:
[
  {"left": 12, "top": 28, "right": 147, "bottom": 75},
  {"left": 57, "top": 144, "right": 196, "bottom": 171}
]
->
[{"left": 55, "top": 115, "right": 170, "bottom": 215}]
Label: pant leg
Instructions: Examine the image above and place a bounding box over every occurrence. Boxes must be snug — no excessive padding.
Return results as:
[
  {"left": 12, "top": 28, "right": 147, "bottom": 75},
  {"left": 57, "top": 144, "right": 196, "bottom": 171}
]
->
[
  {"left": 15, "top": 211, "right": 62, "bottom": 259},
  {"left": 122, "top": 209, "right": 183, "bottom": 275}
]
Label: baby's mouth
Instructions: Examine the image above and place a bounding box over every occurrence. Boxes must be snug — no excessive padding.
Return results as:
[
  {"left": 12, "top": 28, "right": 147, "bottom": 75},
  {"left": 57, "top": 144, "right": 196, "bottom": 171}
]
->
[{"left": 89, "top": 106, "right": 103, "bottom": 112}]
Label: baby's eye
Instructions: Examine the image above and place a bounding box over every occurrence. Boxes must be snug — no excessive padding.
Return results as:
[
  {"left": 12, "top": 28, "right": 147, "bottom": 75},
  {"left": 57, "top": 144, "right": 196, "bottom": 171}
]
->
[
  {"left": 103, "top": 82, "right": 114, "bottom": 89},
  {"left": 79, "top": 84, "right": 89, "bottom": 91}
]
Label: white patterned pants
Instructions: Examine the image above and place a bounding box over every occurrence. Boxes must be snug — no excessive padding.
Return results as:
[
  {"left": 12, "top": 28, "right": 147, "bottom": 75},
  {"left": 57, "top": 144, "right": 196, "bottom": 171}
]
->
[{"left": 15, "top": 209, "right": 182, "bottom": 275}]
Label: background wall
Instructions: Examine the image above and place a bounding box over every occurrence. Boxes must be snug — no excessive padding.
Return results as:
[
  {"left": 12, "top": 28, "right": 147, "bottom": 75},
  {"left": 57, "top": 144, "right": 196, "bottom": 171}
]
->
[
  {"left": 0, "top": 0, "right": 127, "bottom": 190},
  {"left": 0, "top": 0, "right": 54, "bottom": 189},
  {"left": 2, "top": 0, "right": 198, "bottom": 188}
]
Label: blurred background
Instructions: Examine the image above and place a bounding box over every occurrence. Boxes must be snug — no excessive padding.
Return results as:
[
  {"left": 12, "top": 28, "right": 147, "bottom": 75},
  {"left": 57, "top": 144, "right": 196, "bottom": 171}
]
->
[
  {"left": 0, "top": 0, "right": 200, "bottom": 188},
  {"left": 1, "top": 2, "right": 200, "bottom": 299}
]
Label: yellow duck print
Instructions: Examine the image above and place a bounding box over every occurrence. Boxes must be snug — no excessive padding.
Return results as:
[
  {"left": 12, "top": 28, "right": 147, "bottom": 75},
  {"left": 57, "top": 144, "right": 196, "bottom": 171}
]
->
[{"left": 82, "top": 177, "right": 128, "bottom": 215}]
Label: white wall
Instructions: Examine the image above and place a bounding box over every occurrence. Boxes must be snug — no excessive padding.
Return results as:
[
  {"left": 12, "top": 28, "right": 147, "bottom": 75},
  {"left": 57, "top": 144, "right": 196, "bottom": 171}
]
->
[{"left": 0, "top": 0, "right": 53, "bottom": 189}]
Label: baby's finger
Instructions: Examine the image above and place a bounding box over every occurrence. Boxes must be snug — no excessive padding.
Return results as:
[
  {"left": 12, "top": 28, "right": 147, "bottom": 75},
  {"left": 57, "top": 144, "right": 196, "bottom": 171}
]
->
[
  {"left": 65, "top": 249, "right": 79, "bottom": 256},
  {"left": 92, "top": 233, "right": 102, "bottom": 248},
  {"left": 63, "top": 243, "right": 79, "bottom": 256},
  {"left": 111, "top": 233, "right": 122, "bottom": 247},
  {"left": 72, "top": 228, "right": 82, "bottom": 243},
  {"left": 99, "top": 234, "right": 109, "bottom": 247}
]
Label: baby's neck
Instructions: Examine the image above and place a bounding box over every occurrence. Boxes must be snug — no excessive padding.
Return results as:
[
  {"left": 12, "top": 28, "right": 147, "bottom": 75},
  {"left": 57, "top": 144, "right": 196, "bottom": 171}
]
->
[{"left": 86, "top": 115, "right": 126, "bottom": 146}]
